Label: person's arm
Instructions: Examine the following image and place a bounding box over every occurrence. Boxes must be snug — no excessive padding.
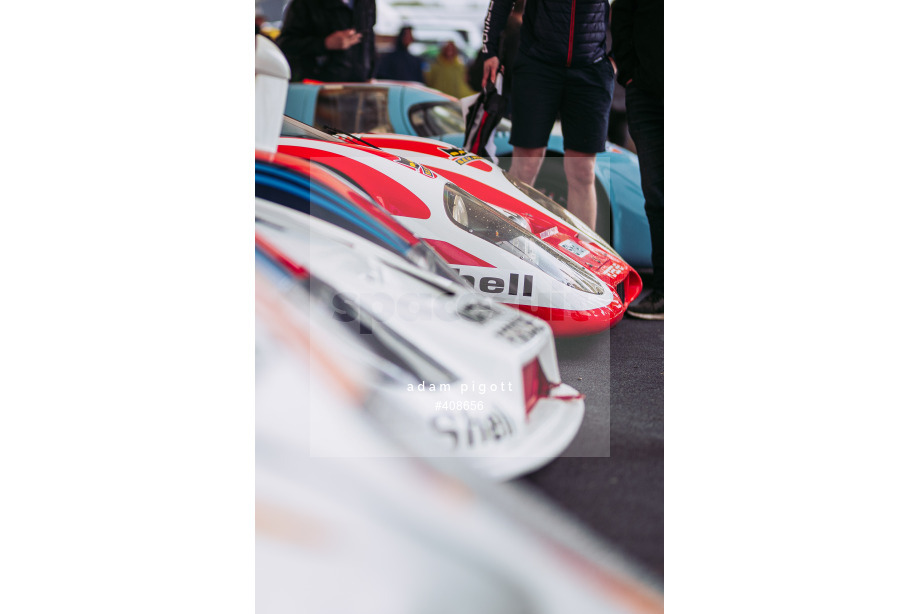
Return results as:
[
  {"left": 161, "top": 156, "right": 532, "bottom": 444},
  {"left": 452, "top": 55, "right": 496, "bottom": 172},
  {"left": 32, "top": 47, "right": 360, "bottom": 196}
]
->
[
  {"left": 482, "top": 0, "right": 515, "bottom": 59},
  {"left": 481, "top": 0, "right": 514, "bottom": 87},
  {"left": 609, "top": 0, "right": 637, "bottom": 87}
]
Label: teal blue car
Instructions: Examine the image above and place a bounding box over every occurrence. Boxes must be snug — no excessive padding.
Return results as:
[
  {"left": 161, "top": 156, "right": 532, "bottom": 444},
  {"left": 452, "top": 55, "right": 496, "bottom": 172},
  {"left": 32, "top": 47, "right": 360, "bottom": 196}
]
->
[{"left": 284, "top": 80, "right": 652, "bottom": 269}]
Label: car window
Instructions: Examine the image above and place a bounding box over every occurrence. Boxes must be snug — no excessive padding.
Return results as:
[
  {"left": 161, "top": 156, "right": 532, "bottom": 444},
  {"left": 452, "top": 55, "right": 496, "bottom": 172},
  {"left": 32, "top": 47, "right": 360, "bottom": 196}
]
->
[
  {"left": 409, "top": 102, "right": 465, "bottom": 137},
  {"left": 409, "top": 101, "right": 511, "bottom": 137},
  {"left": 315, "top": 87, "right": 394, "bottom": 134}
]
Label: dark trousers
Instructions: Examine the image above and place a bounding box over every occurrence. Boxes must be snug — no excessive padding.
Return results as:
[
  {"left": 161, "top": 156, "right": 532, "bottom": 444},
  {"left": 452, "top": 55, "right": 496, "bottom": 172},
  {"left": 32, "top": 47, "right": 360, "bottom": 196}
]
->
[{"left": 625, "top": 83, "right": 664, "bottom": 292}]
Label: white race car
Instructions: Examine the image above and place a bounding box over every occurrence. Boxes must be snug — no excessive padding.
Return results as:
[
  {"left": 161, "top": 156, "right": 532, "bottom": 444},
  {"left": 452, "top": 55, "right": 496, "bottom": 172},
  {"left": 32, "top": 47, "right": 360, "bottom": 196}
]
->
[
  {"left": 276, "top": 135, "right": 623, "bottom": 336},
  {"left": 255, "top": 213, "right": 585, "bottom": 480},
  {"left": 256, "top": 259, "right": 663, "bottom": 614}
]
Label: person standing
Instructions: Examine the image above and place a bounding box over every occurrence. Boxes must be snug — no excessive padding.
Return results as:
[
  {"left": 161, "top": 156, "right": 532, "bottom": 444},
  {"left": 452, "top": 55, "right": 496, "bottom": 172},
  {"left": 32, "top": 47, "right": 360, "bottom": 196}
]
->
[
  {"left": 376, "top": 26, "right": 425, "bottom": 83},
  {"left": 425, "top": 41, "right": 476, "bottom": 99},
  {"left": 276, "top": 0, "right": 376, "bottom": 82},
  {"left": 610, "top": 0, "right": 663, "bottom": 319},
  {"left": 481, "top": 0, "right": 616, "bottom": 231}
]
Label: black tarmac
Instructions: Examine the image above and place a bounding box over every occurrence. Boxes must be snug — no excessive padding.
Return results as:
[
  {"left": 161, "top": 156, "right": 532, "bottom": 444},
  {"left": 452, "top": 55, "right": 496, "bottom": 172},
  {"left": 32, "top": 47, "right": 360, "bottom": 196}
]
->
[{"left": 518, "top": 311, "right": 664, "bottom": 582}]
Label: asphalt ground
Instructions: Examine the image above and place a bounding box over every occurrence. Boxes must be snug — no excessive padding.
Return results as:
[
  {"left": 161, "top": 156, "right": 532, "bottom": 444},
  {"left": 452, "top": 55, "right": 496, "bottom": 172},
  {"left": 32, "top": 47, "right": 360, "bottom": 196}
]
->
[{"left": 517, "top": 301, "right": 664, "bottom": 582}]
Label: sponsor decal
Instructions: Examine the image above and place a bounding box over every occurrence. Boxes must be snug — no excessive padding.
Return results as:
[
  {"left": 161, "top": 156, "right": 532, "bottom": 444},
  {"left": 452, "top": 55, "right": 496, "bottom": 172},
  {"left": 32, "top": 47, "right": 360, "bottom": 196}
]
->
[
  {"left": 393, "top": 155, "right": 438, "bottom": 178},
  {"left": 496, "top": 316, "right": 543, "bottom": 345},
  {"left": 431, "top": 409, "right": 515, "bottom": 449},
  {"left": 438, "top": 146, "right": 485, "bottom": 166},
  {"left": 601, "top": 263, "right": 626, "bottom": 277},
  {"left": 558, "top": 239, "right": 590, "bottom": 258},
  {"left": 457, "top": 298, "right": 499, "bottom": 323},
  {"left": 538, "top": 226, "right": 559, "bottom": 240},
  {"left": 453, "top": 269, "right": 534, "bottom": 297}
]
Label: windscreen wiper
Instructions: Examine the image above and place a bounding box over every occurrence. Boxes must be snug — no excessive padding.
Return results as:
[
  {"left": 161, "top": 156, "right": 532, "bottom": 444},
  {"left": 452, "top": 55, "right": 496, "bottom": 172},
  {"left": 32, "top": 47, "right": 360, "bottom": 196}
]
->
[{"left": 321, "top": 125, "right": 382, "bottom": 150}]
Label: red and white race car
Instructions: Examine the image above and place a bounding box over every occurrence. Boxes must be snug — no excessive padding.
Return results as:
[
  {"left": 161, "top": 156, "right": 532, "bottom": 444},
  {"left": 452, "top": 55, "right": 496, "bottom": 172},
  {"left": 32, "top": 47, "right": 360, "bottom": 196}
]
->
[
  {"left": 352, "top": 132, "right": 643, "bottom": 311},
  {"left": 276, "top": 134, "right": 627, "bottom": 336}
]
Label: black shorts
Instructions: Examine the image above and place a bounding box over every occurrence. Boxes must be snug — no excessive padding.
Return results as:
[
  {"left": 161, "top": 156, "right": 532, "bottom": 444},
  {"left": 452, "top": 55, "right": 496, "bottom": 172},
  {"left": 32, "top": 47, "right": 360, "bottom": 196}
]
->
[{"left": 509, "top": 52, "right": 615, "bottom": 154}]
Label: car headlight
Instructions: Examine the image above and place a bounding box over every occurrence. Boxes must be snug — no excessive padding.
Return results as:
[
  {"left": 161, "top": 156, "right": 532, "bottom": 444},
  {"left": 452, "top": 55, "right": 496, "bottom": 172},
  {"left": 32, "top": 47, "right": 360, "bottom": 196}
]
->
[
  {"left": 501, "top": 170, "right": 622, "bottom": 258},
  {"left": 443, "top": 184, "right": 604, "bottom": 295},
  {"left": 450, "top": 193, "right": 469, "bottom": 225},
  {"left": 491, "top": 206, "right": 532, "bottom": 232}
]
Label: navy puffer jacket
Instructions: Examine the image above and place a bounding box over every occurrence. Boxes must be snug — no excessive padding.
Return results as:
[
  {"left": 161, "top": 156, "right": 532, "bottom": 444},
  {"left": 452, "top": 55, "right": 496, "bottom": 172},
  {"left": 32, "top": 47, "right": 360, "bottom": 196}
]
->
[{"left": 483, "top": 0, "right": 611, "bottom": 68}]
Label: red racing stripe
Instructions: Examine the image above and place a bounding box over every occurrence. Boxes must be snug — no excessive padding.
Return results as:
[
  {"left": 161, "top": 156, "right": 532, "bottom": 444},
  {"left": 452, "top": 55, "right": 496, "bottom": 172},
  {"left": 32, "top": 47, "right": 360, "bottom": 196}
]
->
[
  {"left": 423, "top": 239, "right": 496, "bottom": 267},
  {"left": 277, "top": 144, "right": 433, "bottom": 219}
]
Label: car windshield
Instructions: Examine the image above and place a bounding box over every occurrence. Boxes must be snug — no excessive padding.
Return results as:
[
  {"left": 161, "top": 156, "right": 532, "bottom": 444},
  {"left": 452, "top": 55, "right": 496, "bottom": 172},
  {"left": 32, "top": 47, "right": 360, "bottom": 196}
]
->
[
  {"left": 409, "top": 101, "right": 511, "bottom": 137},
  {"left": 280, "top": 115, "right": 339, "bottom": 141},
  {"left": 315, "top": 86, "right": 394, "bottom": 134}
]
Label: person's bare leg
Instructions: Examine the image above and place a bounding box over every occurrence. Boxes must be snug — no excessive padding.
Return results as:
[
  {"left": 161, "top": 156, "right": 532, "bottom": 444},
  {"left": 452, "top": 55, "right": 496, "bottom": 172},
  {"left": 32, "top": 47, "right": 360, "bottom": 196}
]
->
[
  {"left": 564, "top": 150, "right": 597, "bottom": 230},
  {"left": 509, "top": 146, "right": 546, "bottom": 186}
]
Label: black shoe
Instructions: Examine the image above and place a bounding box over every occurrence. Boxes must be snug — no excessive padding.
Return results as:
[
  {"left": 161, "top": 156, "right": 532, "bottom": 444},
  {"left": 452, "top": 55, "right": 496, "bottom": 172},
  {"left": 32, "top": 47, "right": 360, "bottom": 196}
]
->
[{"left": 627, "top": 290, "right": 663, "bottom": 320}]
